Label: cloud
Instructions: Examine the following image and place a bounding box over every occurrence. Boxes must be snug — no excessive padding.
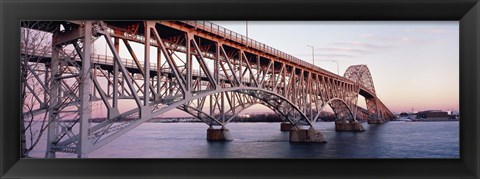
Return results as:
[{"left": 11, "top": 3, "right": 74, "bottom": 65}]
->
[
  {"left": 360, "top": 34, "right": 374, "bottom": 38},
  {"left": 310, "top": 40, "right": 395, "bottom": 61},
  {"left": 404, "top": 28, "right": 452, "bottom": 34},
  {"left": 303, "top": 41, "right": 393, "bottom": 60},
  {"left": 292, "top": 53, "right": 357, "bottom": 59},
  {"left": 315, "top": 47, "right": 369, "bottom": 54},
  {"left": 331, "top": 41, "right": 392, "bottom": 50},
  {"left": 359, "top": 34, "right": 432, "bottom": 45},
  {"left": 315, "top": 54, "right": 357, "bottom": 59}
]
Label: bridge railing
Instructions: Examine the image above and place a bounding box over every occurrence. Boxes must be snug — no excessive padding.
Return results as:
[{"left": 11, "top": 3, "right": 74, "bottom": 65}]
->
[
  {"left": 22, "top": 44, "right": 254, "bottom": 83},
  {"left": 180, "top": 21, "right": 336, "bottom": 77},
  {"left": 22, "top": 44, "right": 159, "bottom": 70}
]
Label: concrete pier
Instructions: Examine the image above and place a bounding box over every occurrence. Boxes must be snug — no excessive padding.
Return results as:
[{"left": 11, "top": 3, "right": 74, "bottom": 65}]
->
[
  {"left": 207, "top": 127, "right": 232, "bottom": 141},
  {"left": 335, "top": 121, "right": 365, "bottom": 132},
  {"left": 290, "top": 127, "right": 326, "bottom": 143},
  {"left": 280, "top": 122, "right": 294, "bottom": 131},
  {"left": 367, "top": 119, "right": 385, "bottom": 124}
]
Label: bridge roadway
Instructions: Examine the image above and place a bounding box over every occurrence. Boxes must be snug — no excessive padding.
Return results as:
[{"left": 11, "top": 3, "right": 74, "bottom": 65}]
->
[{"left": 21, "top": 21, "right": 394, "bottom": 158}]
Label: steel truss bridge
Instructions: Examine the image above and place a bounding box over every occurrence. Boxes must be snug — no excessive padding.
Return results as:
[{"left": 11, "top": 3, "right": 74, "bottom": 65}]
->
[{"left": 21, "top": 21, "right": 394, "bottom": 158}]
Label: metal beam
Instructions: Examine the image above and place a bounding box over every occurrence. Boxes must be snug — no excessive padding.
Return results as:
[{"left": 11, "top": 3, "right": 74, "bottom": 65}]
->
[{"left": 78, "top": 21, "right": 93, "bottom": 158}]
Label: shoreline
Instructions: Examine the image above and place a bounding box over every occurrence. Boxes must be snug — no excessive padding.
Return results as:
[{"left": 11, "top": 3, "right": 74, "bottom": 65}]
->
[{"left": 408, "top": 118, "right": 459, "bottom": 122}]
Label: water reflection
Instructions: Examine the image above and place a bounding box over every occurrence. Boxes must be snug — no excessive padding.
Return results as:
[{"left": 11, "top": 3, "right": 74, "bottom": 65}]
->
[{"left": 27, "top": 121, "right": 459, "bottom": 158}]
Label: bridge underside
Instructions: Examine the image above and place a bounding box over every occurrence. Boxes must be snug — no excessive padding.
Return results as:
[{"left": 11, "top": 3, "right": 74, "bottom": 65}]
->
[{"left": 20, "top": 21, "right": 395, "bottom": 158}]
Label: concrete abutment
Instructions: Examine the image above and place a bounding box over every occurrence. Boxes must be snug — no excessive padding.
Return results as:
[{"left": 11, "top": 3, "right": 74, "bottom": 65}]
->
[
  {"left": 207, "top": 127, "right": 232, "bottom": 141},
  {"left": 335, "top": 121, "right": 365, "bottom": 132},
  {"left": 280, "top": 122, "right": 294, "bottom": 131},
  {"left": 289, "top": 127, "right": 326, "bottom": 143}
]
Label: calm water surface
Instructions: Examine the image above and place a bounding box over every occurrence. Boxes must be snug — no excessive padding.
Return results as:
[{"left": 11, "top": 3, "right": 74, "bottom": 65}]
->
[{"left": 29, "top": 121, "right": 459, "bottom": 158}]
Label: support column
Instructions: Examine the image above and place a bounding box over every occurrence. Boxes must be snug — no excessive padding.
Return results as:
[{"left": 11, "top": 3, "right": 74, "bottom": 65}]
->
[
  {"left": 335, "top": 121, "right": 365, "bottom": 132},
  {"left": 77, "top": 21, "right": 93, "bottom": 158},
  {"left": 186, "top": 33, "right": 192, "bottom": 92},
  {"left": 156, "top": 43, "right": 162, "bottom": 96},
  {"left": 207, "top": 126, "right": 232, "bottom": 141},
  {"left": 45, "top": 45, "right": 61, "bottom": 158},
  {"left": 280, "top": 122, "right": 293, "bottom": 131},
  {"left": 141, "top": 21, "right": 152, "bottom": 119},
  {"left": 290, "top": 126, "right": 325, "bottom": 143},
  {"left": 214, "top": 43, "right": 220, "bottom": 89},
  {"left": 144, "top": 21, "right": 151, "bottom": 107},
  {"left": 113, "top": 37, "right": 119, "bottom": 108}
]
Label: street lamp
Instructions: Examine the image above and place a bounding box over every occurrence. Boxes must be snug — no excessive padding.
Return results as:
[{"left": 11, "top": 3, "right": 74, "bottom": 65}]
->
[
  {"left": 246, "top": 21, "right": 248, "bottom": 38},
  {"left": 318, "top": 60, "right": 340, "bottom": 75},
  {"left": 332, "top": 60, "right": 339, "bottom": 75},
  {"left": 307, "top": 45, "right": 315, "bottom": 66}
]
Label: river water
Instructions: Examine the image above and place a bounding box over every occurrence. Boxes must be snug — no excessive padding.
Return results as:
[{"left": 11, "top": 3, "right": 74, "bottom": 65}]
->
[{"left": 28, "top": 121, "right": 459, "bottom": 158}]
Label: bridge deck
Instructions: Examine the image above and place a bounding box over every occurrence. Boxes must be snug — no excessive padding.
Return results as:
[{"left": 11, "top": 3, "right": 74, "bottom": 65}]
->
[
  {"left": 174, "top": 21, "right": 338, "bottom": 77},
  {"left": 22, "top": 20, "right": 383, "bottom": 102}
]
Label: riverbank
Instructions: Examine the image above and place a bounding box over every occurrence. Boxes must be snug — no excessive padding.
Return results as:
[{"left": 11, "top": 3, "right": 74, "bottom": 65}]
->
[{"left": 409, "top": 118, "right": 459, "bottom": 122}]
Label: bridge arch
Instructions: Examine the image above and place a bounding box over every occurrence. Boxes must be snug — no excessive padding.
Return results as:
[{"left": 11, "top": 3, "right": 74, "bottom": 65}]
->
[
  {"left": 177, "top": 94, "right": 291, "bottom": 126},
  {"left": 237, "top": 89, "right": 311, "bottom": 125},
  {"left": 168, "top": 88, "right": 312, "bottom": 126},
  {"left": 318, "top": 98, "right": 356, "bottom": 123},
  {"left": 84, "top": 87, "right": 313, "bottom": 149},
  {"left": 344, "top": 65, "right": 376, "bottom": 95},
  {"left": 222, "top": 101, "right": 293, "bottom": 124}
]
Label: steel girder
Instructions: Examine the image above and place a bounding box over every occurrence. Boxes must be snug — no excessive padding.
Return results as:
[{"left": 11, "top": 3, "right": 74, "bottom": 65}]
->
[
  {"left": 344, "top": 65, "right": 395, "bottom": 120},
  {"left": 344, "top": 65, "right": 376, "bottom": 94},
  {"left": 20, "top": 21, "right": 394, "bottom": 158}
]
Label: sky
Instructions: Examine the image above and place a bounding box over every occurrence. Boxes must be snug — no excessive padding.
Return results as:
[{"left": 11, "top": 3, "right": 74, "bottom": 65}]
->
[
  {"left": 209, "top": 21, "right": 459, "bottom": 114},
  {"left": 90, "top": 21, "right": 459, "bottom": 117}
]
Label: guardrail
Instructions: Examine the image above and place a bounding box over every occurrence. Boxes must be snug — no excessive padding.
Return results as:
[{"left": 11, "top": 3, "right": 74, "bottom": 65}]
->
[
  {"left": 21, "top": 45, "right": 159, "bottom": 70},
  {"left": 180, "top": 21, "right": 335, "bottom": 76},
  {"left": 21, "top": 45, "right": 252, "bottom": 83}
]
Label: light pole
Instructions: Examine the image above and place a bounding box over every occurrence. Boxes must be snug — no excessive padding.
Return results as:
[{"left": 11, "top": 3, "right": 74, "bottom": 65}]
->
[
  {"left": 318, "top": 60, "right": 340, "bottom": 75},
  {"left": 246, "top": 21, "right": 248, "bottom": 38},
  {"left": 332, "top": 60, "right": 339, "bottom": 75},
  {"left": 307, "top": 45, "right": 314, "bottom": 66}
]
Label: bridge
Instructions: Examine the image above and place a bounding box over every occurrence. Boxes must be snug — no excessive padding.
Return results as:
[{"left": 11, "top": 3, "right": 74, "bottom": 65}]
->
[{"left": 21, "top": 21, "right": 394, "bottom": 158}]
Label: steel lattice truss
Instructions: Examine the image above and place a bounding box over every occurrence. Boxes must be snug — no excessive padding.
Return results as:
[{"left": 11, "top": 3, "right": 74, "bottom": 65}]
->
[
  {"left": 344, "top": 65, "right": 393, "bottom": 120},
  {"left": 21, "top": 21, "right": 395, "bottom": 158}
]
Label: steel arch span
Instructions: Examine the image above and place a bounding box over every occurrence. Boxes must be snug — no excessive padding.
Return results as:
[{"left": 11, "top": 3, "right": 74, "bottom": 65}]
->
[
  {"left": 344, "top": 65, "right": 376, "bottom": 94},
  {"left": 20, "top": 21, "right": 395, "bottom": 158},
  {"left": 344, "top": 65, "right": 395, "bottom": 123}
]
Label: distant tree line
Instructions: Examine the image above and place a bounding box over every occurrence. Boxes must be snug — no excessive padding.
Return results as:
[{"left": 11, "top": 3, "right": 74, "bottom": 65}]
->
[
  {"left": 231, "top": 111, "right": 337, "bottom": 122},
  {"left": 231, "top": 113, "right": 282, "bottom": 122},
  {"left": 91, "top": 112, "right": 339, "bottom": 124},
  {"left": 318, "top": 112, "right": 337, "bottom": 122}
]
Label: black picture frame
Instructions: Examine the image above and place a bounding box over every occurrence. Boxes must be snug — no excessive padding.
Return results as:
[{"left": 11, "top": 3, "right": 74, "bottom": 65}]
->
[{"left": 1, "top": 0, "right": 478, "bottom": 178}]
